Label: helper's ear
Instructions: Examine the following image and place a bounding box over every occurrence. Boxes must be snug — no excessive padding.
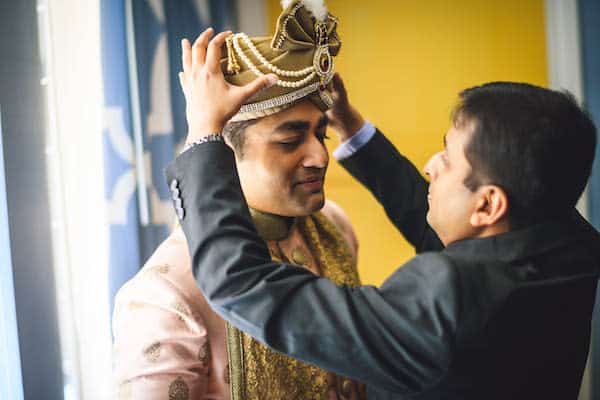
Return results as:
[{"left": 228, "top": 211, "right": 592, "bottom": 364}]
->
[{"left": 469, "top": 184, "right": 509, "bottom": 227}]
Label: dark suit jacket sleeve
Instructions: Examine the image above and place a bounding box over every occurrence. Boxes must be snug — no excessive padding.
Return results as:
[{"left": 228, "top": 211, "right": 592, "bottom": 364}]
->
[
  {"left": 165, "top": 142, "right": 460, "bottom": 395},
  {"left": 339, "top": 129, "right": 443, "bottom": 252}
]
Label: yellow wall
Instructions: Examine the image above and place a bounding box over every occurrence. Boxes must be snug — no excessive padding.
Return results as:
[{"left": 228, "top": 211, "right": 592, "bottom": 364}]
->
[{"left": 267, "top": 0, "right": 548, "bottom": 285}]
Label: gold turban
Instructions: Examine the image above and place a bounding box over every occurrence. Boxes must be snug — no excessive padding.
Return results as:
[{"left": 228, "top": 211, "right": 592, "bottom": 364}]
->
[{"left": 221, "top": 0, "right": 341, "bottom": 121}]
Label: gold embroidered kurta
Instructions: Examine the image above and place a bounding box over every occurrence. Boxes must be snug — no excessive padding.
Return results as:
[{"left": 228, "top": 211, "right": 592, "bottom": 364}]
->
[{"left": 227, "top": 211, "right": 366, "bottom": 400}]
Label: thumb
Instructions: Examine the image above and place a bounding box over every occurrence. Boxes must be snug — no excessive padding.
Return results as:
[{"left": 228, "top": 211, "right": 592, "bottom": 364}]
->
[
  {"left": 178, "top": 72, "right": 187, "bottom": 95},
  {"left": 239, "top": 74, "right": 278, "bottom": 101}
]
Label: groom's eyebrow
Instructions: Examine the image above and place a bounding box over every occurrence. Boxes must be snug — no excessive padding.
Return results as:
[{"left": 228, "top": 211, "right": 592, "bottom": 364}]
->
[{"left": 272, "top": 120, "right": 311, "bottom": 134}]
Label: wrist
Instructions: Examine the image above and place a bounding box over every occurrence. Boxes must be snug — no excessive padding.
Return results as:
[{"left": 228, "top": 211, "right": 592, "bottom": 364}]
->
[
  {"left": 186, "top": 124, "right": 224, "bottom": 145},
  {"left": 339, "top": 115, "right": 365, "bottom": 142},
  {"left": 181, "top": 134, "right": 225, "bottom": 154}
]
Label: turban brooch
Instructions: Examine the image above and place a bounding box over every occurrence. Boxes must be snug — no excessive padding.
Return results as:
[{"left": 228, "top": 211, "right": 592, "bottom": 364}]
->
[{"left": 221, "top": 0, "right": 341, "bottom": 121}]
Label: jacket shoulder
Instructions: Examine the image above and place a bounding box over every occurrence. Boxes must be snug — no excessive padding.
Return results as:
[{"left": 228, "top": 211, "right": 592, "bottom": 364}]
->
[
  {"left": 387, "top": 251, "right": 457, "bottom": 282},
  {"left": 320, "top": 199, "right": 358, "bottom": 257}
]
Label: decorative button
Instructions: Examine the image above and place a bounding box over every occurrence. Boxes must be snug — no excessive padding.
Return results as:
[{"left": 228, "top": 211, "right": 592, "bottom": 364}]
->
[
  {"left": 291, "top": 247, "right": 306, "bottom": 265},
  {"left": 171, "top": 187, "right": 180, "bottom": 200},
  {"left": 170, "top": 179, "right": 179, "bottom": 191},
  {"left": 176, "top": 207, "right": 185, "bottom": 220},
  {"left": 174, "top": 198, "right": 183, "bottom": 209}
]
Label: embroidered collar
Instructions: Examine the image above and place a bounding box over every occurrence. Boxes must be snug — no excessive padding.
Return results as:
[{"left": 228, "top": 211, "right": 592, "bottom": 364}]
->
[{"left": 250, "top": 208, "right": 296, "bottom": 241}]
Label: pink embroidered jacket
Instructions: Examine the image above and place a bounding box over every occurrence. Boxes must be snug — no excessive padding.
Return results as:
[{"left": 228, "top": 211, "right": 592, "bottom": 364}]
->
[{"left": 112, "top": 200, "right": 358, "bottom": 399}]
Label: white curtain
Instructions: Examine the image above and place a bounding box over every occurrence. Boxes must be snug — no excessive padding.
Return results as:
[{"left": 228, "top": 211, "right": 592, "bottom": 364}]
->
[{"left": 43, "top": 0, "right": 266, "bottom": 398}]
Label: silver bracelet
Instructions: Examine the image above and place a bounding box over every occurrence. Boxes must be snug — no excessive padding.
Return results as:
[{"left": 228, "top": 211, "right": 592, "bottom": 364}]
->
[{"left": 181, "top": 134, "right": 224, "bottom": 154}]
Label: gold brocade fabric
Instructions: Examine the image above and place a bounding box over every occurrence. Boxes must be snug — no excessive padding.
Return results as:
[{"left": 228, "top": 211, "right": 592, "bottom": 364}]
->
[{"left": 226, "top": 211, "right": 363, "bottom": 400}]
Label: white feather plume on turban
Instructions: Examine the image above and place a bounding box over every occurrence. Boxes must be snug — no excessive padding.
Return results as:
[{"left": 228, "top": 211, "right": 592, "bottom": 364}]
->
[{"left": 280, "top": 0, "right": 328, "bottom": 21}]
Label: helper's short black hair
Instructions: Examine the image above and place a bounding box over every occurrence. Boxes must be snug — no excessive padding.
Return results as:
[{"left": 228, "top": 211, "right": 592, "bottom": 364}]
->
[{"left": 454, "top": 82, "right": 597, "bottom": 227}]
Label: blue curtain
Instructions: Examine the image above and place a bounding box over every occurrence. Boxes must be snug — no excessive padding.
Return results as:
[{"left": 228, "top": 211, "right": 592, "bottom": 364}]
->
[
  {"left": 101, "top": 0, "right": 237, "bottom": 316},
  {"left": 579, "top": 1, "right": 600, "bottom": 398}
]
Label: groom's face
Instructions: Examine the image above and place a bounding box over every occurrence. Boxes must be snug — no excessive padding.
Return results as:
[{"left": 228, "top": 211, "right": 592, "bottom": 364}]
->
[{"left": 234, "top": 100, "right": 330, "bottom": 217}]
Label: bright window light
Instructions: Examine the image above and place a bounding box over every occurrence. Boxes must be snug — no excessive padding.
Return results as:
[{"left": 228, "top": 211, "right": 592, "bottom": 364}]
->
[{"left": 38, "top": 0, "right": 112, "bottom": 398}]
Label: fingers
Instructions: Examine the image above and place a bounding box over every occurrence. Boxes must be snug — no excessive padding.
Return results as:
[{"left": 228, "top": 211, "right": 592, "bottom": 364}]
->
[
  {"left": 178, "top": 71, "right": 186, "bottom": 94},
  {"left": 191, "top": 27, "right": 214, "bottom": 72},
  {"left": 331, "top": 73, "right": 348, "bottom": 102},
  {"left": 206, "top": 30, "right": 232, "bottom": 73},
  {"left": 238, "top": 74, "right": 278, "bottom": 102},
  {"left": 325, "top": 108, "right": 338, "bottom": 124},
  {"left": 332, "top": 72, "right": 343, "bottom": 89},
  {"left": 181, "top": 38, "right": 193, "bottom": 76}
]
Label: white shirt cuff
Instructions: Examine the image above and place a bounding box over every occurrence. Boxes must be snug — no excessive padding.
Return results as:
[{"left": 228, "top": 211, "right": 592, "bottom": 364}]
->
[{"left": 332, "top": 121, "right": 376, "bottom": 160}]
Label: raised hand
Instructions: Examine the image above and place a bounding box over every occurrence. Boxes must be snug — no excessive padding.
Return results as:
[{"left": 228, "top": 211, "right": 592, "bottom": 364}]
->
[
  {"left": 326, "top": 73, "right": 365, "bottom": 142},
  {"left": 178, "top": 28, "right": 278, "bottom": 144}
]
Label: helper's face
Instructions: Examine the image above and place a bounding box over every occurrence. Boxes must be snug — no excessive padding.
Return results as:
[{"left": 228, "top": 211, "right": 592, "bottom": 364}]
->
[
  {"left": 424, "top": 122, "right": 480, "bottom": 246},
  {"left": 236, "top": 100, "right": 329, "bottom": 217}
]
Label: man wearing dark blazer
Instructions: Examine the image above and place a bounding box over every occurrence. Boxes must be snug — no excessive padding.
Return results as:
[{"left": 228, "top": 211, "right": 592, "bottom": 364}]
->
[{"left": 168, "top": 28, "right": 600, "bottom": 399}]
